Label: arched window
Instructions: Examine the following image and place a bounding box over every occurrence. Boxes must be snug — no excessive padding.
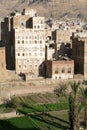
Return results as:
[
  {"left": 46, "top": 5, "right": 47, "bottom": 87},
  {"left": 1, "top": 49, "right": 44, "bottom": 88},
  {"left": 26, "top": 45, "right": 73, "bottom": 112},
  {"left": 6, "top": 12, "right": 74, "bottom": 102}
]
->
[
  {"left": 68, "top": 68, "right": 71, "bottom": 73},
  {"left": 55, "top": 68, "right": 58, "bottom": 74},
  {"left": 62, "top": 68, "right": 65, "bottom": 73}
]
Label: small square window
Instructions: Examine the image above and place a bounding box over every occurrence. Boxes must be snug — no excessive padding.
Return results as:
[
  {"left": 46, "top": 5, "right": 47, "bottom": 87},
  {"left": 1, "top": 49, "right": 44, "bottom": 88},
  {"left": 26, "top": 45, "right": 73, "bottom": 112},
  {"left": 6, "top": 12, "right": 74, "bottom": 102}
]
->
[
  {"left": 35, "top": 65, "right": 37, "bottom": 67},
  {"left": 40, "top": 40, "right": 42, "bottom": 44},
  {"left": 40, "top": 53, "right": 42, "bottom": 56},
  {"left": 35, "top": 40, "right": 37, "bottom": 44},
  {"left": 22, "top": 40, "right": 24, "bottom": 44},
  {"left": 19, "top": 65, "right": 21, "bottom": 68},
  {"left": 18, "top": 40, "right": 20, "bottom": 44},
  {"left": 34, "top": 25, "right": 36, "bottom": 29},
  {"left": 18, "top": 53, "right": 20, "bottom": 56},
  {"left": 22, "top": 53, "right": 24, "bottom": 56},
  {"left": 29, "top": 53, "right": 31, "bottom": 56},
  {"left": 38, "top": 25, "right": 40, "bottom": 29}
]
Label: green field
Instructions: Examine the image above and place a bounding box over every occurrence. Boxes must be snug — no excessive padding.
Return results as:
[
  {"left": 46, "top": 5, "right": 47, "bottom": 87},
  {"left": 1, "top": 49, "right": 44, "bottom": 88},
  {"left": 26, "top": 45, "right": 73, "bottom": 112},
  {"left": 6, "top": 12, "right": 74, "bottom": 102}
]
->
[
  {"left": 12, "top": 94, "right": 69, "bottom": 113},
  {"left": 0, "top": 111, "right": 69, "bottom": 130},
  {"left": 0, "top": 93, "right": 70, "bottom": 130},
  {"left": 17, "top": 102, "right": 68, "bottom": 114}
]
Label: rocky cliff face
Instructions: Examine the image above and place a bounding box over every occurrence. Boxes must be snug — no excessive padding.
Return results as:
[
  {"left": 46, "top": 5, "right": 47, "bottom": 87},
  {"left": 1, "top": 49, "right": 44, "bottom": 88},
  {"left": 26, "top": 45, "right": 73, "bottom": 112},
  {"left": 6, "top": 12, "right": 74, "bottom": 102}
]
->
[
  {"left": 0, "top": 0, "right": 29, "bottom": 18},
  {"left": 0, "top": 0, "right": 19, "bottom": 17},
  {"left": 29, "top": 0, "right": 87, "bottom": 20},
  {"left": 0, "top": 0, "right": 87, "bottom": 21}
]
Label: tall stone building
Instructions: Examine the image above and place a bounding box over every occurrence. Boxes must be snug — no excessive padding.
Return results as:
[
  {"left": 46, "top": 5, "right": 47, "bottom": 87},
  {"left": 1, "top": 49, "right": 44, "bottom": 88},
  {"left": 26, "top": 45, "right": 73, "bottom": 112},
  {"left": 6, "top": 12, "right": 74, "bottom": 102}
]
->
[
  {"left": 52, "top": 29, "right": 73, "bottom": 59},
  {"left": 72, "top": 31, "right": 87, "bottom": 80},
  {"left": 1, "top": 8, "right": 46, "bottom": 76}
]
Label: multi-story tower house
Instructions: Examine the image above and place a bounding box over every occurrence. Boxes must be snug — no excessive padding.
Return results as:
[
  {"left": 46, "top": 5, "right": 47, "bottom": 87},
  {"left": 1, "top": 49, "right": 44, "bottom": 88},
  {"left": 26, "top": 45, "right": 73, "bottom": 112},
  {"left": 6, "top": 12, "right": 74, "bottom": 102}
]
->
[
  {"left": 2, "top": 8, "right": 45, "bottom": 76},
  {"left": 72, "top": 31, "right": 87, "bottom": 80},
  {"left": 15, "top": 16, "right": 45, "bottom": 76}
]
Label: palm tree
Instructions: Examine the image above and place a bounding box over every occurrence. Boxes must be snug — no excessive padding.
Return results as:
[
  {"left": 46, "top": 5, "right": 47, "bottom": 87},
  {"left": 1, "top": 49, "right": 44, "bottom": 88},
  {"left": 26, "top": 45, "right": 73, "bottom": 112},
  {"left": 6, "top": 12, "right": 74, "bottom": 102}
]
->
[
  {"left": 80, "top": 87, "right": 87, "bottom": 129},
  {"left": 69, "top": 81, "right": 81, "bottom": 130}
]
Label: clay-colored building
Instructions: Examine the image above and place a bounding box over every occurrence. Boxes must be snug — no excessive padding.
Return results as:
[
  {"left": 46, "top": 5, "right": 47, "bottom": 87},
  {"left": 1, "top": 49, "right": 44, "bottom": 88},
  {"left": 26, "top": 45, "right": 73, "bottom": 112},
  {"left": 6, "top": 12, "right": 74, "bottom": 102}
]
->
[{"left": 45, "top": 60, "right": 74, "bottom": 79}]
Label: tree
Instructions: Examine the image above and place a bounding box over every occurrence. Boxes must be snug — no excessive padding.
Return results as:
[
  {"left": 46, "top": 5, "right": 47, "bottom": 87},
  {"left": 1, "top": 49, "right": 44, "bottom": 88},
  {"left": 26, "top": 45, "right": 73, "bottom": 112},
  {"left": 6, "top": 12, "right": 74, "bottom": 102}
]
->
[
  {"left": 54, "top": 82, "right": 68, "bottom": 97},
  {"left": 69, "top": 81, "right": 81, "bottom": 130},
  {"left": 80, "top": 87, "right": 87, "bottom": 129}
]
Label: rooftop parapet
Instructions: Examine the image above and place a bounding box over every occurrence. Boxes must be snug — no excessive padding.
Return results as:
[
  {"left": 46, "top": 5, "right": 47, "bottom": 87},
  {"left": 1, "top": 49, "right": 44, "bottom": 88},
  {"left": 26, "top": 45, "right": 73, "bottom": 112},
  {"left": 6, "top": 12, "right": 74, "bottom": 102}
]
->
[
  {"left": 72, "top": 31, "right": 87, "bottom": 39},
  {"left": 22, "top": 8, "right": 37, "bottom": 17}
]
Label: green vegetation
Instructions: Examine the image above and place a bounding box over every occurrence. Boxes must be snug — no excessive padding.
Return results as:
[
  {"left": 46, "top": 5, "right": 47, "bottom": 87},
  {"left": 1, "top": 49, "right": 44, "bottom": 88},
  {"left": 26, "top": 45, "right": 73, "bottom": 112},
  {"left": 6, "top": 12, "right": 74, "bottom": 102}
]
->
[
  {"left": 17, "top": 102, "right": 68, "bottom": 114},
  {"left": 68, "top": 81, "right": 87, "bottom": 130},
  {"left": 0, "top": 82, "right": 87, "bottom": 130},
  {"left": 0, "top": 111, "right": 69, "bottom": 130},
  {"left": 0, "top": 116, "right": 38, "bottom": 130},
  {"left": 80, "top": 87, "right": 87, "bottom": 128},
  {"left": 0, "top": 93, "right": 68, "bottom": 114},
  {"left": 10, "top": 93, "right": 68, "bottom": 114},
  {"left": 0, "top": 93, "right": 69, "bottom": 130},
  {"left": 0, "top": 103, "right": 14, "bottom": 113},
  {"left": 69, "top": 81, "right": 81, "bottom": 130}
]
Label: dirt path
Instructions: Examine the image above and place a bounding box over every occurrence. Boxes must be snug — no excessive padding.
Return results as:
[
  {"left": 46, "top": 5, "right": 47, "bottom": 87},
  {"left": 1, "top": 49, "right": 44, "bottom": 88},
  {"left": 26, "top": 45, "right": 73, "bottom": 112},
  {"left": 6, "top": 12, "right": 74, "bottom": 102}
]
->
[{"left": 0, "top": 111, "right": 21, "bottom": 119}]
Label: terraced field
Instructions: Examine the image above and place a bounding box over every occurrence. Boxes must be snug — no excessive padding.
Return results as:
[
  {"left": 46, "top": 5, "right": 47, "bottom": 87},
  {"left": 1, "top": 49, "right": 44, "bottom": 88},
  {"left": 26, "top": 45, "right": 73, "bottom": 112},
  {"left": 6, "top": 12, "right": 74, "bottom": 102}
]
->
[
  {"left": 0, "top": 111, "right": 69, "bottom": 130},
  {"left": 0, "top": 93, "right": 85, "bottom": 130},
  {"left": 0, "top": 93, "right": 69, "bottom": 130}
]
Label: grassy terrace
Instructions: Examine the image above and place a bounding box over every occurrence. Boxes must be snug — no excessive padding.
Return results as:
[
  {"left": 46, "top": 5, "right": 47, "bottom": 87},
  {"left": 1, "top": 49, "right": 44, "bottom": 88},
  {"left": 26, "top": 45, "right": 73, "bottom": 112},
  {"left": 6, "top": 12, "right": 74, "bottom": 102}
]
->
[
  {"left": 0, "top": 111, "right": 69, "bottom": 130},
  {"left": 0, "top": 93, "right": 69, "bottom": 130},
  {"left": 11, "top": 93, "right": 69, "bottom": 114},
  {"left": 0, "top": 94, "right": 68, "bottom": 114},
  {"left": 17, "top": 102, "right": 68, "bottom": 114}
]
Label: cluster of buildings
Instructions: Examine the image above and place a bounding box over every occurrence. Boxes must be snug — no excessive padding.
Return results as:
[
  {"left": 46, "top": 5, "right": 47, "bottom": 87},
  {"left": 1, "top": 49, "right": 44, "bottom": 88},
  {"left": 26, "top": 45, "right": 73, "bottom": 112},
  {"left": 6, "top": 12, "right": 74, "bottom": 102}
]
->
[{"left": 0, "top": 7, "right": 87, "bottom": 80}]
